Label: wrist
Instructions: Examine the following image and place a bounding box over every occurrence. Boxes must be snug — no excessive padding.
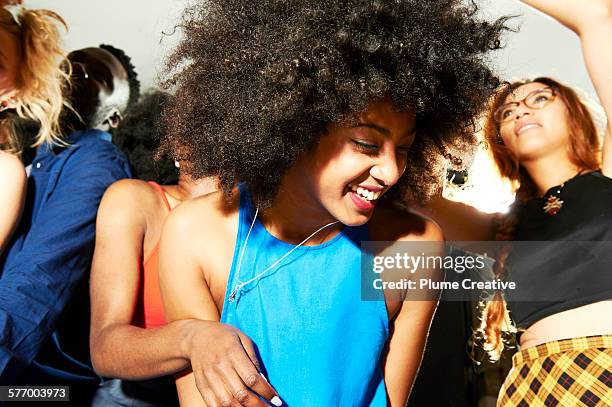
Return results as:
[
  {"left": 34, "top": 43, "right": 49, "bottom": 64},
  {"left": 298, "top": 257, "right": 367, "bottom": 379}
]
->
[{"left": 177, "top": 319, "right": 200, "bottom": 360}]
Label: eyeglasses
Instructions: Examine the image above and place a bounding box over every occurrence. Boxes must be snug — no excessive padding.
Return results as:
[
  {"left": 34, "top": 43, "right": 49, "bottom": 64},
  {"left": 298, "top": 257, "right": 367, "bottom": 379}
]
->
[{"left": 493, "top": 87, "right": 557, "bottom": 124}]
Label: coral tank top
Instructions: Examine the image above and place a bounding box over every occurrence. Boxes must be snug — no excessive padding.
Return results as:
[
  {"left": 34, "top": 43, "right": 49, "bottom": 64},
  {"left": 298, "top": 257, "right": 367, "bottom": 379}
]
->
[{"left": 133, "top": 181, "right": 171, "bottom": 329}]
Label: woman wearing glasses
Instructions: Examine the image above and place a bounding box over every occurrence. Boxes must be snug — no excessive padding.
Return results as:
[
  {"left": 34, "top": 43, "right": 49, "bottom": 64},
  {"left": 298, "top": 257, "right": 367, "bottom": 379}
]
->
[{"left": 479, "top": 0, "right": 612, "bottom": 405}]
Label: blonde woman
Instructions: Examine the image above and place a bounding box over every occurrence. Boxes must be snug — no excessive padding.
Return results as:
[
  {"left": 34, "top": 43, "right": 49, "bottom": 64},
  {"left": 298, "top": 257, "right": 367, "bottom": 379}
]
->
[{"left": 0, "top": 2, "right": 68, "bottom": 253}]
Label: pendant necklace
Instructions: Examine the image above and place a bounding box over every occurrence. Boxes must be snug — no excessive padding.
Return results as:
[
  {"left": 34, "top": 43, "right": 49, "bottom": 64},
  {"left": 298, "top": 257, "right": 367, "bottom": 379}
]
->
[
  {"left": 542, "top": 171, "right": 584, "bottom": 216},
  {"left": 228, "top": 207, "right": 340, "bottom": 302}
]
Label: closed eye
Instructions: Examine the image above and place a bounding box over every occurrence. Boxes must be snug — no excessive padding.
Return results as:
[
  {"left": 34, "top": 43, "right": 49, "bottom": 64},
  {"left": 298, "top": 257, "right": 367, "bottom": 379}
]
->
[{"left": 351, "top": 139, "right": 379, "bottom": 153}]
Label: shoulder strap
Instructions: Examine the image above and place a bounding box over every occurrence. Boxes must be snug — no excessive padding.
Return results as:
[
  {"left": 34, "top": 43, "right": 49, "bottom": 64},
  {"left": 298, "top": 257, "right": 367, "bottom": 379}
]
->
[{"left": 147, "top": 181, "right": 172, "bottom": 212}]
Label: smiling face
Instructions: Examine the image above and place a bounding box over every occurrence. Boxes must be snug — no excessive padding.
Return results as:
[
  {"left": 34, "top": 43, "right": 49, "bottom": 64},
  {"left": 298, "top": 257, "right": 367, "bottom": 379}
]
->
[
  {"left": 293, "top": 99, "right": 416, "bottom": 226},
  {"left": 498, "top": 82, "right": 572, "bottom": 163},
  {"left": 0, "top": 26, "right": 21, "bottom": 106}
]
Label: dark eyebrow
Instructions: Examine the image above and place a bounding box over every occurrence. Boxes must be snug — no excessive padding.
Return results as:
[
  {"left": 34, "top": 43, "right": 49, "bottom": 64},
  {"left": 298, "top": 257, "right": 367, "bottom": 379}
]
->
[{"left": 354, "top": 122, "right": 390, "bottom": 136}]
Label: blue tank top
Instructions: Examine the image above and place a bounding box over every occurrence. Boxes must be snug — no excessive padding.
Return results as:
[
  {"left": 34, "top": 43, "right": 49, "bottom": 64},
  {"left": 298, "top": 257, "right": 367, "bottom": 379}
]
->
[{"left": 220, "top": 185, "right": 389, "bottom": 406}]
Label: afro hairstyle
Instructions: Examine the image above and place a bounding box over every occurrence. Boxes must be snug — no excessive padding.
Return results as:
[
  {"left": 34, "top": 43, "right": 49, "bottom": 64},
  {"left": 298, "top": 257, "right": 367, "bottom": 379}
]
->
[
  {"left": 160, "top": 0, "right": 510, "bottom": 207},
  {"left": 112, "top": 89, "right": 177, "bottom": 184}
]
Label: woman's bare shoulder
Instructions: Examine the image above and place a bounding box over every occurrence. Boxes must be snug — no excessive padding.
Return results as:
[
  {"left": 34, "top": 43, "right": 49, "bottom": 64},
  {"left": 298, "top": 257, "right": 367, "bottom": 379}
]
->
[
  {"left": 369, "top": 202, "right": 443, "bottom": 242},
  {"left": 0, "top": 153, "right": 26, "bottom": 202},
  {"left": 163, "top": 189, "right": 240, "bottom": 242},
  {"left": 99, "top": 179, "right": 168, "bottom": 216},
  {"left": 159, "top": 189, "right": 241, "bottom": 282},
  {"left": 0, "top": 152, "right": 26, "bottom": 182}
]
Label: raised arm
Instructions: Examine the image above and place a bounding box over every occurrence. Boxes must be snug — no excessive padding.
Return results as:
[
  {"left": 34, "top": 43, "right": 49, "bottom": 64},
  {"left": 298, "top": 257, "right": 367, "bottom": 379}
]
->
[
  {"left": 0, "top": 152, "right": 26, "bottom": 255},
  {"left": 519, "top": 0, "right": 612, "bottom": 175},
  {"left": 158, "top": 199, "right": 280, "bottom": 407},
  {"left": 90, "top": 180, "right": 195, "bottom": 379}
]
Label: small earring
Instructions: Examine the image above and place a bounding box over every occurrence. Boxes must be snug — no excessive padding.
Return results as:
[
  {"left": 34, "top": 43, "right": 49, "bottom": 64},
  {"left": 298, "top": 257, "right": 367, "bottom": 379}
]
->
[{"left": 174, "top": 161, "right": 180, "bottom": 169}]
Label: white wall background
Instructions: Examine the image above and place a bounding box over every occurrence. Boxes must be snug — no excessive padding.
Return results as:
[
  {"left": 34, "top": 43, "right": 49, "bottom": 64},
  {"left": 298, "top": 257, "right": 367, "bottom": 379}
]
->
[
  {"left": 25, "top": 0, "right": 597, "bottom": 101},
  {"left": 25, "top": 0, "right": 189, "bottom": 89}
]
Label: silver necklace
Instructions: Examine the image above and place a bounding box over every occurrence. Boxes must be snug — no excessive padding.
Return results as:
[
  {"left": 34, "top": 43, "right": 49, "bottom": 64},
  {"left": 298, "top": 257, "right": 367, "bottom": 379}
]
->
[{"left": 228, "top": 207, "right": 340, "bottom": 302}]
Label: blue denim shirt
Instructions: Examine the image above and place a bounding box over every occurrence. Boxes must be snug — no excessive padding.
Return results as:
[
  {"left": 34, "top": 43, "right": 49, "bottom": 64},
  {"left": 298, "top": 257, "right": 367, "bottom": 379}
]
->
[{"left": 0, "top": 129, "right": 131, "bottom": 384}]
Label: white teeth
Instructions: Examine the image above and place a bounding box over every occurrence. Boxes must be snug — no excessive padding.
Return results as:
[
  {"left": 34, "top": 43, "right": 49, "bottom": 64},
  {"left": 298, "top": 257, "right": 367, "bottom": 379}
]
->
[{"left": 348, "top": 184, "right": 382, "bottom": 202}]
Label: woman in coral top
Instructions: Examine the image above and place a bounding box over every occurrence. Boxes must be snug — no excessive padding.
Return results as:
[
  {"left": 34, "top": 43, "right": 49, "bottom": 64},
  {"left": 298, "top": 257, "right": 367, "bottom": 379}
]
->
[{"left": 89, "top": 91, "right": 218, "bottom": 406}]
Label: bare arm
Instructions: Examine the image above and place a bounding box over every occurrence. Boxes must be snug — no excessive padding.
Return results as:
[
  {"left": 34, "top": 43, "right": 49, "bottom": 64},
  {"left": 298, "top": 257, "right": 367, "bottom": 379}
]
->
[
  {"left": 90, "top": 180, "right": 194, "bottom": 379},
  {"left": 0, "top": 152, "right": 26, "bottom": 255},
  {"left": 519, "top": 0, "right": 612, "bottom": 175},
  {"left": 158, "top": 199, "right": 280, "bottom": 407},
  {"left": 383, "top": 220, "right": 443, "bottom": 406}
]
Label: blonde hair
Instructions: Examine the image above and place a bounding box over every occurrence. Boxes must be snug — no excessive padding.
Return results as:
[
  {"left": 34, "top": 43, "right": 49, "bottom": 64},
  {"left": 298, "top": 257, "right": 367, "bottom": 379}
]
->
[{"left": 0, "top": 6, "right": 70, "bottom": 155}]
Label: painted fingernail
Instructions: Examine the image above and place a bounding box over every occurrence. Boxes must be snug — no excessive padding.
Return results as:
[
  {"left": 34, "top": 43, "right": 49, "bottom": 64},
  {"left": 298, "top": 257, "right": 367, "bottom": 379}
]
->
[{"left": 270, "top": 396, "right": 283, "bottom": 406}]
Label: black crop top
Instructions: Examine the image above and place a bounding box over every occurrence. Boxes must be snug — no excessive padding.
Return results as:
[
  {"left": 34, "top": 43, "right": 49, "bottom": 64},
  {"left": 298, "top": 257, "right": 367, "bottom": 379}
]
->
[{"left": 505, "top": 171, "right": 612, "bottom": 328}]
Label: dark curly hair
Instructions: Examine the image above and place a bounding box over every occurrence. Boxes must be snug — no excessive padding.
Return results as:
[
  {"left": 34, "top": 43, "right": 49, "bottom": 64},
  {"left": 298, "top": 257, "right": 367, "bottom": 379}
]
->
[
  {"left": 100, "top": 44, "right": 141, "bottom": 107},
  {"left": 112, "top": 89, "right": 177, "bottom": 184},
  {"left": 160, "top": 0, "right": 510, "bottom": 207}
]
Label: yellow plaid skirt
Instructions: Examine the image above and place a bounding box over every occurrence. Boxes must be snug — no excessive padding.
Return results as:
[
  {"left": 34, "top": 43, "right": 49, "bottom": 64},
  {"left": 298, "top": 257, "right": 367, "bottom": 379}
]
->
[{"left": 497, "top": 335, "right": 612, "bottom": 407}]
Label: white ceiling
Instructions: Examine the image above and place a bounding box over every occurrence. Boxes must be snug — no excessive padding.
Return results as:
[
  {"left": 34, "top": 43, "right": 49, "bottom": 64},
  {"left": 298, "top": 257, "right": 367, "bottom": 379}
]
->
[{"left": 25, "top": 0, "right": 597, "bottom": 101}]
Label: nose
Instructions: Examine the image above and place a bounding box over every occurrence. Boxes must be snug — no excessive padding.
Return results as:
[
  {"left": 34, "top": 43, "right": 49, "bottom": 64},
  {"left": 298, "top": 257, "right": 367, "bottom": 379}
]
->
[
  {"left": 370, "top": 149, "right": 404, "bottom": 187},
  {"left": 513, "top": 101, "right": 533, "bottom": 120}
]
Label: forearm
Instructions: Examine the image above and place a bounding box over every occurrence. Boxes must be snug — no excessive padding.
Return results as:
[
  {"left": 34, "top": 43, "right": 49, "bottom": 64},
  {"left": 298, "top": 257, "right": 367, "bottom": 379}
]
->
[
  {"left": 91, "top": 319, "right": 196, "bottom": 380},
  {"left": 581, "top": 22, "right": 612, "bottom": 154},
  {"left": 384, "top": 300, "right": 437, "bottom": 407},
  {"left": 519, "top": 0, "right": 612, "bottom": 34}
]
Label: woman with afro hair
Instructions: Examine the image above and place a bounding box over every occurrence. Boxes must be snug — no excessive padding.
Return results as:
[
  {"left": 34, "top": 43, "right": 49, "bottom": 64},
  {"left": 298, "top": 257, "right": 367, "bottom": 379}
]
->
[{"left": 157, "top": 0, "right": 508, "bottom": 405}]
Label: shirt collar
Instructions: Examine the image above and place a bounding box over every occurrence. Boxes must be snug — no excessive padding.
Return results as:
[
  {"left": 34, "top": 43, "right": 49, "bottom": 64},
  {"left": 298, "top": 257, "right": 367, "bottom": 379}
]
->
[{"left": 37, "top": 129, "right": 113, "bottom": 156}]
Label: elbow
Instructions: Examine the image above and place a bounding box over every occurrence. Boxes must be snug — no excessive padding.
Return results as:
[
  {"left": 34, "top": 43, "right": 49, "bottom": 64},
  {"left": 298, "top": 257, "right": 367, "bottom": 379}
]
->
[
  {"left": 90, "top": 355, "right": 109, "bottom": 378},
  {"left": 89, "top": 331, "right": 114, "bottom": 378},
  {"left": 574, "top": 2, "right": 612, "bottom": 35},
  {"left": 589, "top": 2, "right": 612, "bottom": 28}
]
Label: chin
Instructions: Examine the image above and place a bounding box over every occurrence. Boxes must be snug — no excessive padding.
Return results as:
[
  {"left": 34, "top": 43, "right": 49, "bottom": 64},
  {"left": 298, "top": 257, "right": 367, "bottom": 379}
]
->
[
  {"left": 338, "top": 203, "right": 376, "bottom": 227},
  {"left": 341, "top": 214, "right": 371, "bottom": 227}
]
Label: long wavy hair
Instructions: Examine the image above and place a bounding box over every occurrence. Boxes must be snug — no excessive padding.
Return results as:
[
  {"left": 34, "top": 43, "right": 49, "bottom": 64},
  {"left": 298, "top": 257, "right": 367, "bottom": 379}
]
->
[
  {"left": 0, "top": 6, "right": 70, "bottom": 155},
  {"left": 478, "top": 77, "right": 601, "bottom": 361}
]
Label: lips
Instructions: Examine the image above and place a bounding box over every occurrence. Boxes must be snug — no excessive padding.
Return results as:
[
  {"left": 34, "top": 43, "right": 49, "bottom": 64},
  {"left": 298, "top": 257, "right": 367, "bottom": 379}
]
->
[
  {"left": 349, "top": 191, "right": 376, "bottom": 210},
  {"left": 347, "top": 183, "right": 384, "bottom": 211},
  {"left": 515, "top": 121, "right": 542, "bottom": 136}
]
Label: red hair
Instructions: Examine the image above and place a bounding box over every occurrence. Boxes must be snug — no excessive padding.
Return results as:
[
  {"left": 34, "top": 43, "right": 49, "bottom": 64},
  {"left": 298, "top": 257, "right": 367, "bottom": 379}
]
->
[{"left": 479, "top": 77, "right": 601, "bottom": 361}]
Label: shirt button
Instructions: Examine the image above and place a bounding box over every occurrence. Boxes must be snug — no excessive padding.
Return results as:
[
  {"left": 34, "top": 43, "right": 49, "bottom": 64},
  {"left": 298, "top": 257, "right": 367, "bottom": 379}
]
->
[{"left": 36, "top": 162, "right": 41, "bottom": 169}]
